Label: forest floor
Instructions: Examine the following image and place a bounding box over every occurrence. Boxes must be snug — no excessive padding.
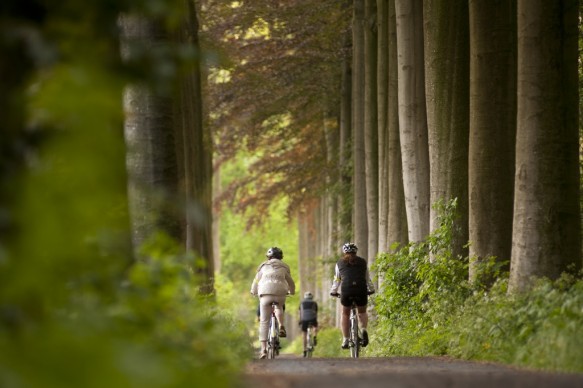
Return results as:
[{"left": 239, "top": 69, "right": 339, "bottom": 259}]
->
[{"left": 242, "top": 354, "right": 583, "bottom": 388}]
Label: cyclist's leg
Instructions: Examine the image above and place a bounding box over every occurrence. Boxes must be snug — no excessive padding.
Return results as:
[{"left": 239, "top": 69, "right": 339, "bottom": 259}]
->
[
  {"left": 270, "top": 295, "right": 286, "bottom": 335},
  {"left": 258, "top": 296, "right": 276, "bottom": 356},
  {"left": 357, "top": 302, "right": 369, "bottom": 347},
  {"left": 357, "top": 305, "right": 368, "bottom": 329},
  {"left": 338, "top": 305, "right": 351, "bottom": 348}
]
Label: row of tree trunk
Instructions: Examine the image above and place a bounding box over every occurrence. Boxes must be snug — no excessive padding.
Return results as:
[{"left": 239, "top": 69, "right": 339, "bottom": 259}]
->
[{"left": 298, "top": 0, "right": 580, "bottom": 297}]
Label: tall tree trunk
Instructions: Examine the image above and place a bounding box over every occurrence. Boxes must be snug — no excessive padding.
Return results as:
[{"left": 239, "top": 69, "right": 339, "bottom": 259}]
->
[
  {"left": 468, "top": 0, "right": 516, "bottom": 283},
  {"left": 377, "top": 0, "right": 390, "bottom": 253},
  {"left": 353, "top": 0, "right": 369, "bottom": 257},
  {"left": 120, "top": 15, "right": 181, "bottom": 251},
  {"left": 339, "top": 30, "right": 353, "bottom": 245},
  {"left": 423, "top": 0, "right": 469, "bottom": 258},
  {"left": 509, "top": 0, "right": 581, "bottom": 292},
  {"left": 387, "top": 0, "right": 408, "bottom": 251},
  {"left": 394, "top": 0, "right": 430, "bottom": 242},
  {"left": 175, "top": 0, "right": 214, "bottom": 292},
  {"left": 324, "top": 110, "right": 338, "bottom": 305},
  {"left": 364, "top": 0, "right": 379, "bottom": 262}
]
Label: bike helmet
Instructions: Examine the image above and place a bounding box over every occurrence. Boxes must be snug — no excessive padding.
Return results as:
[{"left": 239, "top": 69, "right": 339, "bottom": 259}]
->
[
  {"left": 304, "top": 292, "right": 313, "bottom": 299},
  {"left": 266, "top": 247, "right": 283, "bottom": 259},
  {"left": 342, "top": 242, "right": 358, "bottom": 254}
]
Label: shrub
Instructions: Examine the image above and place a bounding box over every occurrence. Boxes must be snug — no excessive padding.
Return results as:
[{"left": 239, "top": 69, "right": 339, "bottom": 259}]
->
[
  {"left": 371, "top": 199, "right": 583, "bottom": 373},
  {"left": 0, "top": 233, "right": 252, "bottom": 388}
]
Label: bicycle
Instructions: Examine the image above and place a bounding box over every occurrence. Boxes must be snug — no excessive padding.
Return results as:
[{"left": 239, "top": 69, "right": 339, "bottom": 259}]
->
[
  {"left": 266, "top": 301, "right": 281, "bottom": 359},
  {"left": 331, "top": 294, "right": 365, "bottom": 358},
  {"left": 305, "top": 323, "right": 316, "bottom": 358}
]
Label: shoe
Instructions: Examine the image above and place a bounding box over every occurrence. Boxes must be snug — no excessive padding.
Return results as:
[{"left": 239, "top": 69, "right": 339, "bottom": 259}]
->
[
  {"left": 260, "top": 350, "right": 267, "bottom": 359},
  {"left": 313, "top": 336, "right": 317, "bottom": 346},
  {"left": 362, "top": 330, "right": 369, "bottom": 347},
  {"left": 279, "top": 326, "right": 287, "bottom": 337},
  {"left": 303, "top": 351, "right": 307, "bottom": 358},
  {"left": 341, "top": 338, "right": 349, "bottom": 349}
]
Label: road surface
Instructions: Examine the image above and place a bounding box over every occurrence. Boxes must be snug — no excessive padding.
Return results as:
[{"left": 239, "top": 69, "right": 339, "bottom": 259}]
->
[{"left": 243, "top": 354, "right": 583, "bottom": 388}]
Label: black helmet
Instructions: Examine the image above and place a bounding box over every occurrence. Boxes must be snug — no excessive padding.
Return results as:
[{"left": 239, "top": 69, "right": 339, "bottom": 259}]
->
[
  {"left": 266, "top": 247, "right": 283, "bottom": 259},
  {"left": 342, "top": 242, "right": 358, "bottom": 254}
]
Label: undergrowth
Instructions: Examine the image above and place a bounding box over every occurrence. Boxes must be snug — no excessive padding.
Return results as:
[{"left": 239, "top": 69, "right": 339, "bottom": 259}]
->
[
  {"left": 0, "top": 233, "right": 252, "bottom": 387},
  {"left": 370, "top": 199, "right": 583, "bottom": 373}
]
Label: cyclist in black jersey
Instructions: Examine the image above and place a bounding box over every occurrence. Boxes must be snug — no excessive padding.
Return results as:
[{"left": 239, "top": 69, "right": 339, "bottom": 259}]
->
[
  {"left": 330, "top": 243, "right": 375, "bottom": 349},
  {"left": 298, "top": 291, "right": 318, "bottom": 357}
]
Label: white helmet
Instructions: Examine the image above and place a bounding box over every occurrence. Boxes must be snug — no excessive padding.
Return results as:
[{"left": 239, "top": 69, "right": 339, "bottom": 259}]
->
[{"left": 342, "top": 242, "right": 358, "bottom": 253}]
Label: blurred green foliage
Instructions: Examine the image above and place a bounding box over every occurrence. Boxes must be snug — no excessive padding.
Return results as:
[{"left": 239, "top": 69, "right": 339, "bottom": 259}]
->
[
  {"left": 1, "top": 0, "right": 251, "bottom": 386},
  {"left": 370, "top": 199, "right": 583, "bottom": 373}
]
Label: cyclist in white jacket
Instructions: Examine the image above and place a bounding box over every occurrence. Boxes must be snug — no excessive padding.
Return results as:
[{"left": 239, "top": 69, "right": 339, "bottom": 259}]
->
[{"left": 251, "top": 247, "right": 296, "bottom": 359}]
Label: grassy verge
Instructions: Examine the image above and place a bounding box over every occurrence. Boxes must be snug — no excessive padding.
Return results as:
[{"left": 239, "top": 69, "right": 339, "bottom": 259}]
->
[{"left": 370, "top": 200, "right": 583, "bottom": 374}]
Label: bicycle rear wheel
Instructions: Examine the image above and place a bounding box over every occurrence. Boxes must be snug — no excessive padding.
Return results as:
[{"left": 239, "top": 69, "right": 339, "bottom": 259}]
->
[
  {"left": 267, "top": 317, "right": 277, "bottom": 359},
  {"left": 306, "top": 326, "right": 314, "bottom": 358},
  {"left": 350, "top": 312, "right": 360, "bottom": 358}
]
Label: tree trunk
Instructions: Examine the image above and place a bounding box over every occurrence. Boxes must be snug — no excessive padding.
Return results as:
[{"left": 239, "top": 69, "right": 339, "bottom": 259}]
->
[
  {"left": 377, "top": 0, "right": 390, "bottom": 253},
  {"left": 120, "top": 15, "right": 181, "bottom": 251},
  {"left": 468, "top": 0, "right": 516, "bottom": 283},
  {"left": 364, "top": 0, "right": 379, "bottom": 262},
  {"left": 387, "top": 0, "right": 408, "bottom": 251},
  {"left": 175, "top": 0, "right": 214, "bottom": 292},
  {"left": 423, "top": 0, "right": 469, "bottom": 258},
  {"left": 353, "top": 0, "right": 369, "bottom": 257},
  {"left": 394, "top": 0, "right": 430, "bottom": 242},
  {"left": 509, "top": 0, "right": 581, "bottom": 292},
  {"left": 339, "top": 29, "right": 353, "bottom": 245}
]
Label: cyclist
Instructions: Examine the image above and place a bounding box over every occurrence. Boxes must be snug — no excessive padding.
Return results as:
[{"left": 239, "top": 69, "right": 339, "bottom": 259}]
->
[
  {"left": 250, "top": 247, "right": 296, "bottom": 359},
  {"left": 298, "top": 291, "right": 318, "bottom": 357},
  {"left": 330, "top": 242, "right": 375, "bottom": 350}
]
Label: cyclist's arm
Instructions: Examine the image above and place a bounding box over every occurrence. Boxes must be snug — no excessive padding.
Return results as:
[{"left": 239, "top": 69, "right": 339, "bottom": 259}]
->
[
  {"left": 330, "top": 263, "right": 341, "bottom": 295},
  {"left": 250, "top": 271, "right": 262, "bottom": 295},
  {"left": 285, "top": 268, "right": 296, "bottom": 295}
]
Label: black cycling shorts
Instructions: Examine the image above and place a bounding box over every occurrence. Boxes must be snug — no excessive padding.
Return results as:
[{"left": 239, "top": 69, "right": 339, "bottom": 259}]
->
[
  {"left": 300, "top": 319, "right": 318, "bottom": 332},
  {"left": 340, "top": 294, "right": 367, "bottom": 308}
]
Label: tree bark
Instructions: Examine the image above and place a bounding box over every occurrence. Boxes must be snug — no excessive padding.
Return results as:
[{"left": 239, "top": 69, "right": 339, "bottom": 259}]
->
[
  {"left": 339, "top": 29, "right": 353, "bottom": 245},
  {"left": 394, "top": 0, "right": 430, "bottom": 242},
  {"left": 120, "top": 15, "right": 181, "bottom": 251},
  {"left": 468, "top": 0, "right": 516, "bottom": 283},
  {"left": 387, "top": 0, "right": 408, "bottom": 251},
  {"left": 364, "top": 0, "right": 379, "bottom": 262},
  {"left": 377, "top": 0, "right": 390, "bottom": 253},
  {"left": 175, "top": 0, "right": 214, "bottom": 291},
  {"left": 509, "top": 0, "right": 581, "bottom": 292},
  {"left": 423, "top": 0, "right": 469, "bottom": 258},
  {"left": 353, "top": 0, "right": 369, "bottom": 257}
]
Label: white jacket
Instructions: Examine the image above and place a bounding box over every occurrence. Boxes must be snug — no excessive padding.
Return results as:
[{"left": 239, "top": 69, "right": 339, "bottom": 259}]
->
[{"left": 251, "top": 259, "right": 296, "bottom": 296}]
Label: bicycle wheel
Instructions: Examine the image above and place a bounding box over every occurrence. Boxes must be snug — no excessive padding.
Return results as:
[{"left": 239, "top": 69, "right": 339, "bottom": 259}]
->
[
  {"left": 267, "top": 317, "right": 277, "bottom": 359},
  {"left": 350, "top": 311, "right": 360, "bottom": 358},
  {"left": 306, "top": 326, "right": 314, "bottom": 358}
]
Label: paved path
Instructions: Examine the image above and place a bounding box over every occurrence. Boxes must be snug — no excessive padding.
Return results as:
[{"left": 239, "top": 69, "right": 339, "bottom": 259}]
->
[{"left": 243, "top": 354, "right": 583, "bottom": 388}]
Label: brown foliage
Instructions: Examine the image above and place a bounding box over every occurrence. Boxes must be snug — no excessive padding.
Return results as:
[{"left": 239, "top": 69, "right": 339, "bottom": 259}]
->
[{"left": 201, "top": 0, "right": 350, "bottom": 225}]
